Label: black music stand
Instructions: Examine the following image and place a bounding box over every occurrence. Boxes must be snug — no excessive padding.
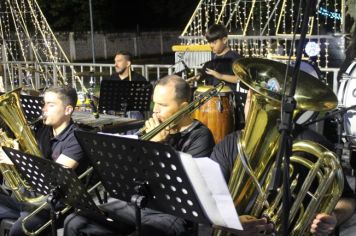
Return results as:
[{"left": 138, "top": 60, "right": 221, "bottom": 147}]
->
[
  {"left": 75, "top": 131, "right": 214, "bottom": 235},
  {"left": 1, "top": 147, "right": 114, "bottom": 236},
  {"left": 98, "top": 80, "right": 153, "bottom": 114},
  {"left": 20, "top": 94, "right": 44, "bottom": 122}
]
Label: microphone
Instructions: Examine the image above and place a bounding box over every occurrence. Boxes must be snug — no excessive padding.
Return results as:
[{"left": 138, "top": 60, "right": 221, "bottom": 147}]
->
[
  {"left": 179, "top": 60, "right": 194, "bottom": 79},
  {"left": 87, "top": 93, "right": 99, "bottom": 119},
  {"left": 181, "top": 60, "right": 190, "bottom": 73}
]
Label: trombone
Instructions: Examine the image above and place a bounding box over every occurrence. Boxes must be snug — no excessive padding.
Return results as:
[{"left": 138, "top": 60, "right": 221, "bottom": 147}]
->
[
  {"left": 22, "top": 82, "right": 225, "bottom": 235},
  {"left": 139, "top": 82, "right": 225, "bottom": 140}
]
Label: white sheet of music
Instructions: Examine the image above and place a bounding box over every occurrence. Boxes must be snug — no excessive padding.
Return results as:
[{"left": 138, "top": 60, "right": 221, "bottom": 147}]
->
[{"left": 179, "top": 153, "right": 243, "bottom": 230}]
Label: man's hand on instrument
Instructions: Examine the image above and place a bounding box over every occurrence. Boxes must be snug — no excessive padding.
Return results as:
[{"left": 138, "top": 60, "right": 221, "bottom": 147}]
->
[
  {"left": 206, "top": 68, "right": 222, "bottom": 80},
  {"left": 186, "top": 74, "right": 201, "bottom": 86},
  {"left": 213, "top": 215, "right": 274, "bottom": 236},
  {"left": 310, "top": 212, "right": 337, "bottom": 235},
  {"left": 144, "top": 113, "right": 170, "bottom": 142},
  {"left": 239, "top": 215, "right": 275, "bottom": 236}
]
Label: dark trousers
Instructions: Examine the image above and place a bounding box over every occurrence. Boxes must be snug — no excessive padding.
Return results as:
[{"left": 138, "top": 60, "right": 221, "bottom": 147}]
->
[
  {"left": 64, "top": 198, "right": 188, "bottom": 236},
  {"left": 0, "top": 194, "right": 52, "bottom": 236}
]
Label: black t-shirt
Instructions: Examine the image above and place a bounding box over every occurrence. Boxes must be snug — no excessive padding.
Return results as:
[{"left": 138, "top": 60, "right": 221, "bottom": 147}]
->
[
  {"left": 203, "top": 50, "right": 242, "bottom": 92},
  {"left": 106, "top": 71, "right": 146, "bottom": 81},
  {"left": 210, "top": 126, "right": 355, "bottom": 198},
  {"left": 35, "top": 120, "right": 87, "bottom": 175},
  {"left": 165, "top": 120, "right": 215, "bottom": 158}
]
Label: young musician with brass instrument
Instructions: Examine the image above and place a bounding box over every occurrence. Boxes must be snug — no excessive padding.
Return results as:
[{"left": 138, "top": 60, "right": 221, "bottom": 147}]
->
[
  {"left": 0, "top": 87, "right": 87, "bottom": 235},
  {"left": 63, "top": 75, "right": 215, "bottom": 236},
  {"left": 209, "top": 90, "right": 355, "bottom": 236}
]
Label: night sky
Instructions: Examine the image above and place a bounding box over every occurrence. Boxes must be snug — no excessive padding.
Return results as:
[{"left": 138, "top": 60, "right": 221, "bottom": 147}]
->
[{"left": 39, "top": 0, "right": 200, "bottom": 32}]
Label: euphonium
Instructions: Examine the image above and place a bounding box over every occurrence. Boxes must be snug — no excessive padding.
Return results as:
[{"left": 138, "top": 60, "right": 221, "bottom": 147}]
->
[
  {"left": 0, "top": 88, "right": 45, "bottom": 203},
  {"left": 215, "top": 58, "right": 343, "bottom": 235}
]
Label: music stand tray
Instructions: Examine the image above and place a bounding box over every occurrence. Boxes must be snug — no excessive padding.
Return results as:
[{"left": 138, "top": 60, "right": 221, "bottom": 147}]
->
[
  {"left": 75, "top": 131, "right": 223, "bottom": 227},
  {"left": 98, "top": 80, "right": 153, "bottom": 113},
  {"left": 2, "top": 147, "right": 123, "bottom": 235}
]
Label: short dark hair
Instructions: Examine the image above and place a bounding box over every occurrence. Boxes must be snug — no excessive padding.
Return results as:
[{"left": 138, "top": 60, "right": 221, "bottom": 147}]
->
[
  {"left": 156, "top": 75, "right": 191, "bottom": 103},
  {"left": 115, "top": 51, "right": 132, "bottom": 62},
  {"left": 205, "top": 24, "right": 228, "bottom": 42},
  {"left": 45, "top": 86, "right": 78, "bottom": 108}
]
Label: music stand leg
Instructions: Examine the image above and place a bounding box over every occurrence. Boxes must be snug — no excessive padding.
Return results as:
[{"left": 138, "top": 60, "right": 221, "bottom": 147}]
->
[
  {"left": 131, "top": 181, "right": 149, "bottom": 236},
  {"left": 47, "top": 187, "right": 60, "bottom": 236}
]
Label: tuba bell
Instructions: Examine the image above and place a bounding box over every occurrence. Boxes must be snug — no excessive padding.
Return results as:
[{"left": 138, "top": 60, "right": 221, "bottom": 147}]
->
[
  {"left": 215, "top": 58, "right": 344, "bottom": 235},
  {"left": 0, "top": 88, "right": 45, "bottom": 203}
]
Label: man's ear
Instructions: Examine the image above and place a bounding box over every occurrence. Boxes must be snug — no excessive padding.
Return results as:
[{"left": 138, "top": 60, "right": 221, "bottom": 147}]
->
[
  {"left": 222, "top": 37, "right": 228, "bottom": 45},
  {"left": 65, "top": 105, "right": 74, "bottom": 116}
]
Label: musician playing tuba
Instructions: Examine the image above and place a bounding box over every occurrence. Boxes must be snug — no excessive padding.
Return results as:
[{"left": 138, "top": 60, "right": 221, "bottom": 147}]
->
[
  {"left": 63, "top": 75, "right": 216, "bottom": 236},
  {"left": 210, "top": 89, "right": 355, "bottom": 236},
  {"left": 0, "top": 86, "right": 88, "bottom": 235}
]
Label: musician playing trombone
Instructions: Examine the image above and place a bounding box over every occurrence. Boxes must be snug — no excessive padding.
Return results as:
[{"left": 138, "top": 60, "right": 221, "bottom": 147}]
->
[
  {"left": 63, "top": 75, "right": 215, "bottom": 235},
  {"left": 0, "top": 86, "right": 88, "bottom": 235},
  {"left": 209, "top": 90, "right": 356, "bottom": 236}
]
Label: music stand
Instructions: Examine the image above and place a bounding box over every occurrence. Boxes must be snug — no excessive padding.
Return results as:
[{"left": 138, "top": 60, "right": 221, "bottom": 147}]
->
[
  {"left": 75, "top": 131, "right": 213, "bottom": 235},
  {"left": 20, "top": 94, "right": 44, "bottom": 122},
  {"left": 1, "top": 147, "right": 115, "bottom": 236},
  {"left": 98, "top": 80, "right": 153, "bottom": 113}
]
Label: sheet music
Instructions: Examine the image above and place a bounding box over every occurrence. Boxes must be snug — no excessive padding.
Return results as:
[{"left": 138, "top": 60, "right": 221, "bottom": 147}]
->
[
  {"left": 179, "top": 153, "right": 243, "bottom": 230},
  {"left": 98, "top": 132, "right": 138, "bottom": 139}
]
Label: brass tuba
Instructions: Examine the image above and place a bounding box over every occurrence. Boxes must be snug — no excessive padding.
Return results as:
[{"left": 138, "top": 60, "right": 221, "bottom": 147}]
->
[
  {"left": 0, "top": 88, "right": 45, "bottom": 203},
  {"left": 215, "top": 58, "right": 344, "bottom": 235}
]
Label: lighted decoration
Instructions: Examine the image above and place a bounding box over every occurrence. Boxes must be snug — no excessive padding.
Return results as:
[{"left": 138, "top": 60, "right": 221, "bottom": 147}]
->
[
  {"left": 0, "top": 0, "right": 84, "bottom": 91},
  {"left": 318, "top": 7, "right": 341, "bottom": 20},
  {"left": 179, "top": 0, "right": 344, "bottom": 69},
  {"left": 305, "top": 41, "right": 321, "bottom": 57}
]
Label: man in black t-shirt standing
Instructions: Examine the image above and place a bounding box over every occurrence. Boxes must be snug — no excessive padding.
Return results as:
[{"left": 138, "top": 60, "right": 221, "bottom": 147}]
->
[
  {"left": 0, "top": 86, "right": 87, "bottom": 235},
  {"left": 63, "top": 75, "right": 215, "bottom": 236},
  {"left": 106, "top": 51, "right": 146, "bottom": 82},
  {"left": 102, "top": 51, "right": 147, "bottom": 121}
]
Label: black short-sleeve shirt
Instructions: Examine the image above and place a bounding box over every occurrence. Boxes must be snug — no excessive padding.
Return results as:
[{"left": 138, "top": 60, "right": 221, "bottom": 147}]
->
[
  {"left": 210, "top": 126, "right": 355, "bottom": 199},
  {"left": 204, "top": 50, "right": 242, "bottom": 91},
  {"left": 35, "top": 120, "right": 87, "bottom": 174},
  {"left": 105, "top": 71, "right": 147, "bottom": 81},
  {"left": 165, "top": 120, "right": 215, "bottom": 158}
]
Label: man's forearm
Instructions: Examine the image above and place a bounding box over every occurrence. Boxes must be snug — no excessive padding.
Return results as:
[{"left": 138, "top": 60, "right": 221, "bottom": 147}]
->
[{"left": 333, "top": 198, "right": 355, "bottom": 225}]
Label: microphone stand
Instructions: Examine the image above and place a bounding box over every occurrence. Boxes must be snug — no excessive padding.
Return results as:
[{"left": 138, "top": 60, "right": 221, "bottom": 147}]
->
[
  {"left": 88, "top": 77, "right": 99, "bottom": 119},
  {"left": 268, "top": 0, "right": 316, "bottom": 235},
  {"left": 303, "top": 105, "right": 356, "bottom": 157}
]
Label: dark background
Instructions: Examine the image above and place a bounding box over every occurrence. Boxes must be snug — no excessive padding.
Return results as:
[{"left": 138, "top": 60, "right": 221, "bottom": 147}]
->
[{"left": 38, "top": 0, "right": 199, "bottom": 32}]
